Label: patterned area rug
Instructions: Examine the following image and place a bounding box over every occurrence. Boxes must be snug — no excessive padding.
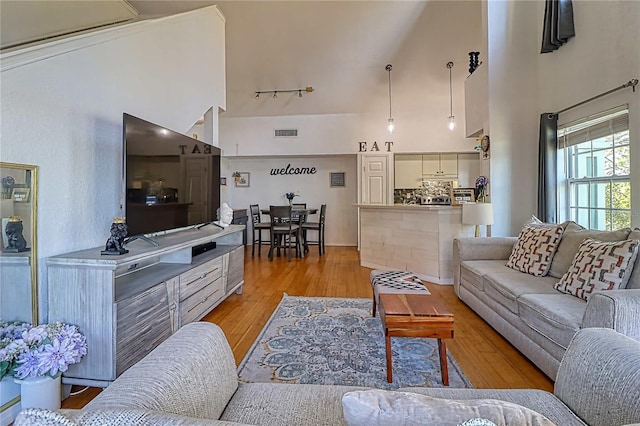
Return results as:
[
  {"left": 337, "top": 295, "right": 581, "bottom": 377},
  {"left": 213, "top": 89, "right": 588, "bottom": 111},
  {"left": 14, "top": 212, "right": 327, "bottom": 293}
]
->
[{"left": 237, "top": 295, "right": 472, "bottom": 390}]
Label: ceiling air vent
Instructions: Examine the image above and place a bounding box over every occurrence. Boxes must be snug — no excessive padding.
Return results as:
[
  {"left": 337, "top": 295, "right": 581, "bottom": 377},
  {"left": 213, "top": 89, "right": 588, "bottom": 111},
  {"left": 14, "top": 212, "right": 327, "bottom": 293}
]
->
[{"left": 274, "top": 129, "right": 298, "bottom": 137}]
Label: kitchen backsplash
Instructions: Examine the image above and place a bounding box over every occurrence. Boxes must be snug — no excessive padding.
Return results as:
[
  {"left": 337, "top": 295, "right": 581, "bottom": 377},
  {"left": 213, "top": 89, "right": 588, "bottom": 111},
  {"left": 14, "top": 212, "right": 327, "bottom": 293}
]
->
[{"left": 394, "top": 181, "right": 454, "bottom": 204}]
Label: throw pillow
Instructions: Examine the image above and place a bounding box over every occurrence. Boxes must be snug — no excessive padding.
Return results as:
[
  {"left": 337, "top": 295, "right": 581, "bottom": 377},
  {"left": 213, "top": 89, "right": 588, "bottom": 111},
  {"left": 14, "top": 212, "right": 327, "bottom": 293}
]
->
[
  {"left": 506, "top": 225, "right": 565, "bottom": 277},
  {"left": 341, "top": 390, "right": 556, "bottom": 426},
  {"left": 554, "top": 238, "right": 640, "bottom": 301},
  {"left": 625, "top": 228, "right": 640, "bottom": 289},
  {"left": 548, "top": 227, "right": 632, "bottom": 278}
]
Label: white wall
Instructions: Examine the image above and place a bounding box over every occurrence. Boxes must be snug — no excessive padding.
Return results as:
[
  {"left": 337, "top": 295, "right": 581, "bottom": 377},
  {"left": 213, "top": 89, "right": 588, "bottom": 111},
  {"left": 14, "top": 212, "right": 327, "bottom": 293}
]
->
[
  {"left": 536, "top": 0, "right": 640, "bottom": 229},
  {"left": 220, "top": 111, "right": 479, "bottom": 158},
  {"left": 486, "top": 0, "right": 540, "bottom": 236},
  {"left": 221, "top": 156, "right": 358, "bottom": 246},
  {"left": 0, "top": 6, "right": 226, "bottom": 320},
  {"left": 486, "top": 0, "right": 640, "bottom": 235}
]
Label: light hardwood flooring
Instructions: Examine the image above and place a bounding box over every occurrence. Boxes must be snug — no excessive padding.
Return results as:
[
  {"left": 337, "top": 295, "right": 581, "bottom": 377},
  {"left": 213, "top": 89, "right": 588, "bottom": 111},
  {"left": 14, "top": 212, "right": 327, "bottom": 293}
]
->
[{"left": 62, "top": 245, "right": 553, "bottom": 409}]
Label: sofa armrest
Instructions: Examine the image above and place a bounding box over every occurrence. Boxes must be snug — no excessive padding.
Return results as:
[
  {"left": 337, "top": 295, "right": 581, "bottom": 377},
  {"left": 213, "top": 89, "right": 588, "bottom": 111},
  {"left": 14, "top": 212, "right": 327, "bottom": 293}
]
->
[
  {"left": 85, "top": 322, "right": 239, "bottom": 421},
  {"left": 452, "top": 237, "right": 517, "bottom": 289},
  {"left": 554, "top": 328, "right": 640, "bottom": 426},
  {"left": 582, "top": 289, "right": 640, "bottom": 341}
]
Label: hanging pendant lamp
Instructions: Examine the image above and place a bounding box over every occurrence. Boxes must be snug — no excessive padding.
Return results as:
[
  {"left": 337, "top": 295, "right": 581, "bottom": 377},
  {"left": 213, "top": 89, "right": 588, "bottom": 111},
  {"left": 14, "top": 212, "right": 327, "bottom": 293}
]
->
[
  {"left": 386, "top": 64, "right": 394, "bottom": 134},
  {"left": 446, "top": 61, "right": 455, "bottom": 131}
]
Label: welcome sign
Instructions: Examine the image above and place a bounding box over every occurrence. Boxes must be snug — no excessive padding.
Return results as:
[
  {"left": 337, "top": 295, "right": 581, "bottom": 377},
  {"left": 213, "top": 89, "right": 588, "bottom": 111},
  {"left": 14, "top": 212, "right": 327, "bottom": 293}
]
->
[{"left": 270, "top": 164, "right": 318, "bottom": 176}]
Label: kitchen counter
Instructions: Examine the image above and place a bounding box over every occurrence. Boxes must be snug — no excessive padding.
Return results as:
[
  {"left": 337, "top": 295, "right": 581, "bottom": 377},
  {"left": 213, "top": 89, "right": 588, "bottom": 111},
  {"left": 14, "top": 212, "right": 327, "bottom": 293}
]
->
[
  {"left": 356, "top": 204, "right": 473, "bottom": 284},
  {"left": 354, "top": 203, "right": 461, "bottom": 210}
]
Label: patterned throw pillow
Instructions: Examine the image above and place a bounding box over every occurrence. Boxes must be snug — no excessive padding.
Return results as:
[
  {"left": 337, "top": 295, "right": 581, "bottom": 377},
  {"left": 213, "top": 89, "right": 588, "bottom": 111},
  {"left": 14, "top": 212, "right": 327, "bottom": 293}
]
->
[
  {"left": 506, "top": 225, "right": 565, "bottom": 277},
  {"left": 555, "top": 238, "right": 640, "bottom": 301}
]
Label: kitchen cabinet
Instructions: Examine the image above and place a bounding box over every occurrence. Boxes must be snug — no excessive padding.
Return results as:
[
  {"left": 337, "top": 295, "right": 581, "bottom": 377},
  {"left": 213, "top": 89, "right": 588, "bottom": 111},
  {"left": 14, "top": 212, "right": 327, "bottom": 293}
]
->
[
  {"left": 456, "top": 152, "right": 481, "bottom": 187},
  {"left": 422, "top": 154, "right": 458, "bottom": 177},
  {"left": 394, "top": 154, "right": 422, "bottom": 188}
]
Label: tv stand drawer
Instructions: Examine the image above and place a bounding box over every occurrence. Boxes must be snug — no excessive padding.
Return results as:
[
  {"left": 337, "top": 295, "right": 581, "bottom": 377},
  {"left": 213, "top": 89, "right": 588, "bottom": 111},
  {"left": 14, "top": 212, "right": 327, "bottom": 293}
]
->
[{"left": 179, "top": 257, "right": 223, "bottom": 301}]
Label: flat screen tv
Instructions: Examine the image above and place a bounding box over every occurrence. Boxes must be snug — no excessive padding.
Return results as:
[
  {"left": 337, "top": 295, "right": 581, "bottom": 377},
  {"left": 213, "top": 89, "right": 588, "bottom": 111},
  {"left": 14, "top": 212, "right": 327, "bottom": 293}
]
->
[{"left": 123, "top": 113, "right": 221, "bottom": 236}]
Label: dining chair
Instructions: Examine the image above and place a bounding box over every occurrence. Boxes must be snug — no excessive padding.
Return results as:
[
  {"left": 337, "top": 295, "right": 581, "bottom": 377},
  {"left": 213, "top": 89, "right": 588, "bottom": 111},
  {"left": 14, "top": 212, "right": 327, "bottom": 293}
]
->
[
  {"left": 291, "top": 203, "right": 308, "bottom": 224},
  {"left": 302, "top": 204, "right": 326, "bottom": 256},
  {"left": 250, "top": 204, "right": 270, "bottom": 256},
  {"left": 269, "top": 205, "right": 302, "bottom": 261}
]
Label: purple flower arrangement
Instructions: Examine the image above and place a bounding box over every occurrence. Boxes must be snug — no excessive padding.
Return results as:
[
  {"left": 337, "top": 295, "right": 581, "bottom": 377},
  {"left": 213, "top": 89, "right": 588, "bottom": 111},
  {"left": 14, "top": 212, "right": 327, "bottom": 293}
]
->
[
  {"left": 0, "top": 320, "right": 87, "bottom": 380},
  {"left": 475, "top": 175, "right": 488, "bottom": 202}
]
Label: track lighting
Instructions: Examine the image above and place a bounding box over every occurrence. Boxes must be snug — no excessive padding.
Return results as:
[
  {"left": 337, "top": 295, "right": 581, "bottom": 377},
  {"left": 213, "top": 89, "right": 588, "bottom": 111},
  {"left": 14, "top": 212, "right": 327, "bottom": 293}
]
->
[
  {"left": 446, "top": 61, "right": 455, "bottom": 131},
  {"left": 254, "top": 86, "right": 314, "bottom": 99}
]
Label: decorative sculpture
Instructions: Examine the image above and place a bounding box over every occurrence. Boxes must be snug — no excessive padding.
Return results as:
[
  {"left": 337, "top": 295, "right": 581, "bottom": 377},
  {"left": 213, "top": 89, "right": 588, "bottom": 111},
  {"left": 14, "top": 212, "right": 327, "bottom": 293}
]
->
[
  {"left": 217, "top": 203, "right": 234, "bottom": 228},
  {"left": 4, "top": 216, "right": 28, "bottom": 252},
  {"left": 101, "top": 217, "right": 129, "bottom": 255}
]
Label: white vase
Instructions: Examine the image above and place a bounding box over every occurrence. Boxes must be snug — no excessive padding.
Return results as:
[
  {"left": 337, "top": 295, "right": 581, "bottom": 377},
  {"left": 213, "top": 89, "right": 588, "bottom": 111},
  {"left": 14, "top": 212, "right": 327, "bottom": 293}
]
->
[{"left": 14, "top": 375, "right": 61, "bottom": 410}]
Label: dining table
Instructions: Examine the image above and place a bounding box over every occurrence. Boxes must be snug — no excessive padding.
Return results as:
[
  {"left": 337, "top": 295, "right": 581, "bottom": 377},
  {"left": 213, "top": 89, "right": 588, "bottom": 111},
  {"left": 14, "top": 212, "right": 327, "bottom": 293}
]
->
[
  {"left": 261, "top": 207, "right": 319, "bottom": 257},
  {"left": 260, "top": 207, "right": 318, "bottom": 216}
]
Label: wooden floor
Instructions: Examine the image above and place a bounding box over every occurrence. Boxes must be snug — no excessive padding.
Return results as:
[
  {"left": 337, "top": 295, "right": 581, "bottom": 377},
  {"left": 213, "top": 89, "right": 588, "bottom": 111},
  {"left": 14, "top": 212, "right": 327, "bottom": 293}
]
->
[{"left": 62, "top": 245, "right": 553, "bottom": 409}]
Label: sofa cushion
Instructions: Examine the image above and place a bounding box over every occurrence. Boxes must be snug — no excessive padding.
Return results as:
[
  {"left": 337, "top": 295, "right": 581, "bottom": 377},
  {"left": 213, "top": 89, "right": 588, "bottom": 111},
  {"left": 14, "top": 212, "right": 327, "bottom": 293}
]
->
[
  {"left": 84, "top": 322, "right": 238, "bottom": 421},
  {"left": 341, "top": 390, "right": 556, "bottom": 426},
  {"left": 554, "top": 238, "right": 640, "bottom": 301},
  {"left": 460, "top": 260, "right": 510, "bottom": 292},
  {"left": 394, "top": 388, "right": 585, "bottom": 426},
  {"left": 518, "top": 293, "right": 585, "bottom": 349},
  {"left": 221, "top": 382, "right": 369, "bottom": 426},
  {"left": 506, "top": 225, "right": 564, "bottom": 277},
  {"left": 15, "top": 408, "right": 245, "bottom": 426},
  {"left": 548, "top": 227, "right": 632, "bottom": 278},
  {"left": 626, "top": 229, "right": 640, "bottom": 289},
  {"left": 482, "top": 271, "right": 559, "bottom": 314}
]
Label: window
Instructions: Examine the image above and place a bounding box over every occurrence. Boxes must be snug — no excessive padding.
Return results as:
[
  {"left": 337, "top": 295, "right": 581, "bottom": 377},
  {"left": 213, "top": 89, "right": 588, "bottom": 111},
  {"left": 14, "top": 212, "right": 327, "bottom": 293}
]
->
[{"left": 558, "top": 106, "right": 630, "bottom": 230}]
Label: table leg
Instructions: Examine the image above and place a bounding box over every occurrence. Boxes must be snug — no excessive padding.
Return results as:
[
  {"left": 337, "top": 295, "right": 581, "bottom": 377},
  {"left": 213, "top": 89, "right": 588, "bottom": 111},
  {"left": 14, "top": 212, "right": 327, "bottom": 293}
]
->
[
  {"left": 438, "top": 338, "right": 449, "bottom": 386},
  {"left": 385, "top": 332, "right": 393, "bottom": 383}
]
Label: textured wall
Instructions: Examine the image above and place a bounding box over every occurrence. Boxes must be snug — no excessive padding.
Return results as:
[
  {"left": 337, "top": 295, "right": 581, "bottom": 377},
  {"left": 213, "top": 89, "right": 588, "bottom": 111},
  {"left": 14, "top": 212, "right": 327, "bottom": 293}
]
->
[{"left": 0, "top": 6, "right": 226, "bottom": 320}]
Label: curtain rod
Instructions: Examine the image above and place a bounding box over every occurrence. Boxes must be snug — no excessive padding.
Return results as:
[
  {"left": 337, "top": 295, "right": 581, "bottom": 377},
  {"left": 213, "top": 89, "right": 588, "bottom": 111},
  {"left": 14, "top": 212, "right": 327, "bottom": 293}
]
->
[{"left": 550, "top": 78, "right": 638, "bottom": 118}]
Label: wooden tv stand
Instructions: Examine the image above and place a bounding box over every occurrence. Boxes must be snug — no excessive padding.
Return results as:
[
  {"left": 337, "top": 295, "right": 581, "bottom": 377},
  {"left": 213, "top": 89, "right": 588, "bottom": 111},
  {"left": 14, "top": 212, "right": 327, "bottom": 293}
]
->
[{"left": 47, "top": 225, "right": 245, "bottom": 387}]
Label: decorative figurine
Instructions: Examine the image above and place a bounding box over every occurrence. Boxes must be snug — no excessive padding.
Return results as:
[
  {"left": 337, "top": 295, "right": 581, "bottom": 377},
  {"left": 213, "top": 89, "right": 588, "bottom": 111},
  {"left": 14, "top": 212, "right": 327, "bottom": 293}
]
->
[
  {"left": 101, "top": 217, "right": 129, "bottom": 255},
  {"left": 4, "top": 216, "right": 29, "bottom": 252}
]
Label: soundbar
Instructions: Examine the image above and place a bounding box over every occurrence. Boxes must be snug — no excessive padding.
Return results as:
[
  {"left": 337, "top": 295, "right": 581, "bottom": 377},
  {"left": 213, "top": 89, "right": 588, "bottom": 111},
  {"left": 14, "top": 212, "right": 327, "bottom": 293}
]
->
[{"left": 192, "top": 241, "right": 217, "bottom": 257}]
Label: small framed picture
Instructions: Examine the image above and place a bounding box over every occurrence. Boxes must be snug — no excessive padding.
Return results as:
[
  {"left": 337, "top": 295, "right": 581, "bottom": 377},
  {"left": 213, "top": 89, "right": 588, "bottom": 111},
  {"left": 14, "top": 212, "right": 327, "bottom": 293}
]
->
[
  {"left": 12, "top": 187, "right": 30, "bottom": 203},
  {"left": 330, "top": 172, "right": 345, "bottom": 187},
  {"left": 220, "top": 177, "right": 227, "bottom": 186},
  {"left": 235, "top": 172, "right": 250, "bottom": 187}
]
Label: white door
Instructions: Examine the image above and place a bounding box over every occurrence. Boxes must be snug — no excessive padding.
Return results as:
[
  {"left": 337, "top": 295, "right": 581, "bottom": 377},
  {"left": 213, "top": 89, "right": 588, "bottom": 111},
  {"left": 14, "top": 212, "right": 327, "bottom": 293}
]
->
[
  {"left": 182, "top": 156, "right": 210, "bottom": 224},
  {"left": 362, "top": 155, "right": 387, "bottom": 205}
]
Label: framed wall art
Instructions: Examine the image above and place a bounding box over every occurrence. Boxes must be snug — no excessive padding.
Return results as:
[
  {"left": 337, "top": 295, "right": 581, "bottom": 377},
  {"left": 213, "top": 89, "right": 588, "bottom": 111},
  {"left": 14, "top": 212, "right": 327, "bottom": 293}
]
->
[
  {"left": 235, "top": 172, "right": 250, "bottom": 187},
  {"left": 330, "top": 172, "right": 345, "bottom": 187}
]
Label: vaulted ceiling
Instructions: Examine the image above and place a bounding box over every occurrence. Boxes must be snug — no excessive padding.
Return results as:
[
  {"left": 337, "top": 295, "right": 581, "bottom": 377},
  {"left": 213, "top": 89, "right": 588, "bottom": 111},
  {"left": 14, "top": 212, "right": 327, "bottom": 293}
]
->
[{"left": 2, "top": 1, "right": 482, "bottom": 120}]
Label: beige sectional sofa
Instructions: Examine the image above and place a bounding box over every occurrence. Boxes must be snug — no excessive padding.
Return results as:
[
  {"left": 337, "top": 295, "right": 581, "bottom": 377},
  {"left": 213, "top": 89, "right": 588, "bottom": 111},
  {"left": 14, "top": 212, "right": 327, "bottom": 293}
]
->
[
  {"left": 14, "top": 322, "right": 640, "bottom": 425},
  {"left": 453, "top": 225, "right": 640, "bottom": 380}
]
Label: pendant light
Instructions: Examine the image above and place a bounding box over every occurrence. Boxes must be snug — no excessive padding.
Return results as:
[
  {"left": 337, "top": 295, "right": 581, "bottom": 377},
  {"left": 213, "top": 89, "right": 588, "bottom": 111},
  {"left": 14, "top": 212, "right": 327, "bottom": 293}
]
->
[
  {"left": 446, "top": 61, "right": 455, "bottom": 131},
  {"left": 386, "top": 64, "right": 394, "bottom": 134}
]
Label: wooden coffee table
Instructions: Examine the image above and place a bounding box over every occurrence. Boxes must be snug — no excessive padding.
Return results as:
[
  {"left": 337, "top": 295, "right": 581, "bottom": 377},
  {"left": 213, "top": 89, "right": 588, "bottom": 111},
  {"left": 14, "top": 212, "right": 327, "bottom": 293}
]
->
[{"left": 379, "top": 293, "right": 454, "bottom": 385}]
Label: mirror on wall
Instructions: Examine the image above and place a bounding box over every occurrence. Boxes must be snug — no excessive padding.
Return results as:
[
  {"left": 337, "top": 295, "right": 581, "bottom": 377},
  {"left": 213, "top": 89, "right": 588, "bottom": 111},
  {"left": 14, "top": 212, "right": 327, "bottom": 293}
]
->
[
  {"left": 0, "top": 162, "right": 38, "bottom": 419},
  {"left": 0, "top": 162, "right": 38, "bottom": 324}
]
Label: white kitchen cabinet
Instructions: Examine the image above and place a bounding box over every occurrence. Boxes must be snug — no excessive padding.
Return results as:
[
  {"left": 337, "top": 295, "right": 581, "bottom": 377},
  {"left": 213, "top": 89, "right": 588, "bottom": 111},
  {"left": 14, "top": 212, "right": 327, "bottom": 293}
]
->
[
  {"left": 456, "top": 152, "right": 481, "bottom": 187},
  {"left": 464, "top": 63, "right": 488, "bottom": 138},
  {"left": 394, "top": 154, "right": 422, "bottom": 188},
  {"left": 422, "top": 154, "right": 458, "bottom": 177}
]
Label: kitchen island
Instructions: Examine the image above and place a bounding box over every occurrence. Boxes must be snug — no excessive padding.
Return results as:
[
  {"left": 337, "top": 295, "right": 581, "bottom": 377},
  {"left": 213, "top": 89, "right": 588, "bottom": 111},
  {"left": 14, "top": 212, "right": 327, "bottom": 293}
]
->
[{"left": 356, "top": 204, "right": 474, "bottom": 284}]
